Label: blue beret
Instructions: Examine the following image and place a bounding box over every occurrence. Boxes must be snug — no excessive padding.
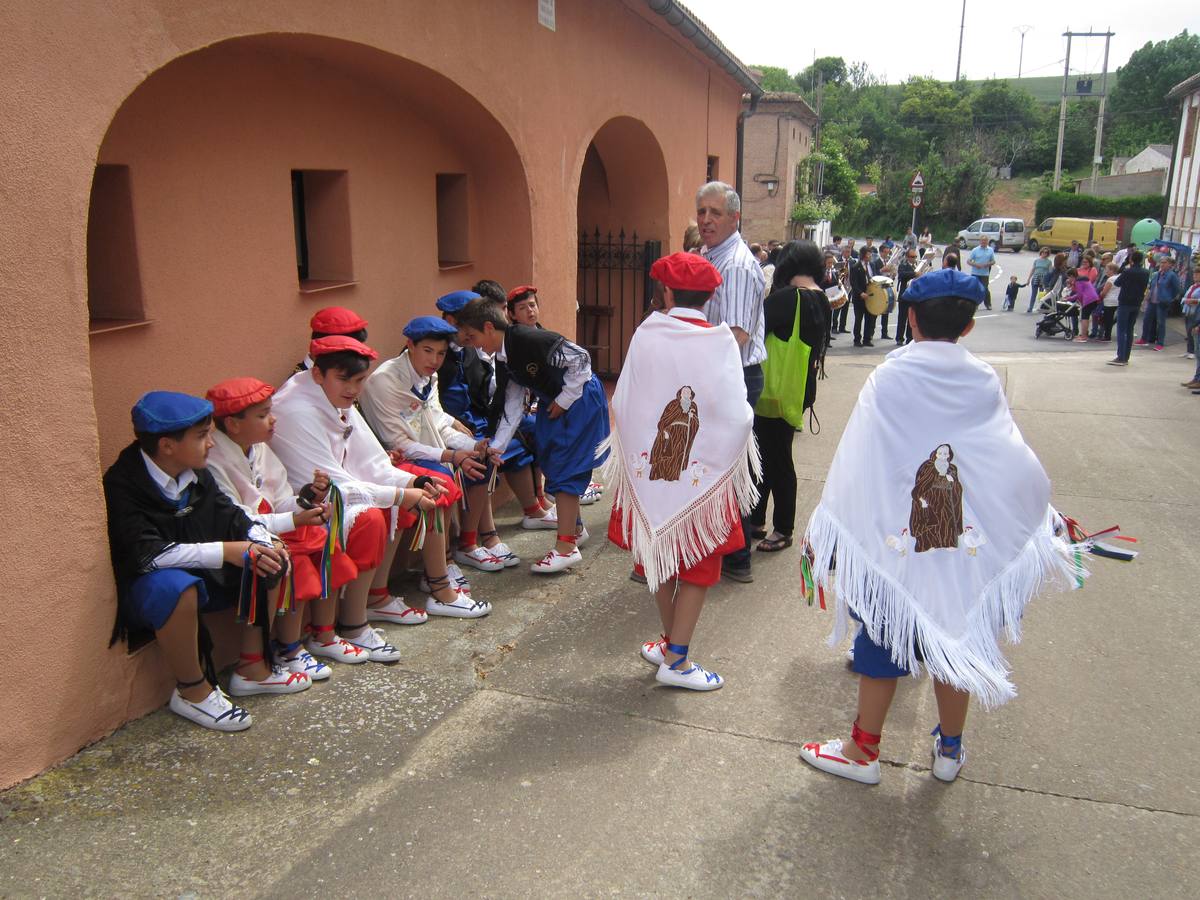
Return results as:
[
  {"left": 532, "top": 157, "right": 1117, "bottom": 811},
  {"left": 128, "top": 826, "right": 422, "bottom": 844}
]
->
[
  {"left": 435, "top": 290, "right": 480, "bottom": 313},
  {"left": 903, "top": 268, "right": 987, "bottom": 304},
  {"left": 131, "top": 391, "right": 213, "bottom": 434},
  {"left": 403, "top": 315, "right": 458, "bottom": 341}
]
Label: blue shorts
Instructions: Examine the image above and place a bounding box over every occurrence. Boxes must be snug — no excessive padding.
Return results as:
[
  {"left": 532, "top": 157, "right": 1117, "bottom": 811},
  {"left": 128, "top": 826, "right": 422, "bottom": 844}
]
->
[
  {"left": 121, "top": 568, "right": 228, "bottom": 632},
  {"left": 533, "top": 375, "right": 610, "bottom": 496},
  {"left": 850, "top": 614, "right": 924, "bottom": 679}
]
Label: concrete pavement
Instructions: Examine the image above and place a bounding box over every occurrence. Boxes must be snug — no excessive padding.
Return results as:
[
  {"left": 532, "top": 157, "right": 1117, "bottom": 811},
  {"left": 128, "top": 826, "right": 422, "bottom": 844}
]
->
[{"left": 2, "top": 329, "right": 1197, "bottom": 898}]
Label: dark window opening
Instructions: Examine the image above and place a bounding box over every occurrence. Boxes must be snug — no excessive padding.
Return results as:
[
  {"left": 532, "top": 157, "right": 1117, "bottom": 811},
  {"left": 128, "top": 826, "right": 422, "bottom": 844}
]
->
[
  {"left": 87, "top": 164, "right": 148, "bottom": 333},
  {"left": 290, "top": 169, "right": 354, "bottom": 291}
]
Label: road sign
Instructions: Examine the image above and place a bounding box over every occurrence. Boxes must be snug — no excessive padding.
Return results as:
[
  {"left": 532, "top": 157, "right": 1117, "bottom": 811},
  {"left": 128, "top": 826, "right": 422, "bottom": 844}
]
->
[
  {"left": 911, "top": 194, "right": 923, "bottom": 208},
  {"left": 910, "top": 171, "right": 925, "bottom": 191}
]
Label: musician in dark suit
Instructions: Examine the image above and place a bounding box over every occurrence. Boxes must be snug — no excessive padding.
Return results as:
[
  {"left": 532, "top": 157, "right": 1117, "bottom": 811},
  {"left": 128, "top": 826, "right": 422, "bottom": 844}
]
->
[
  {"left": 821, "top": 251, "right": 841, "bottom": 342},
  {"left": 851, "top": 246, "right": 877, "bottom": 347},
  {"left": 833, "top": 244, "right": 854, "bottom": 334}
]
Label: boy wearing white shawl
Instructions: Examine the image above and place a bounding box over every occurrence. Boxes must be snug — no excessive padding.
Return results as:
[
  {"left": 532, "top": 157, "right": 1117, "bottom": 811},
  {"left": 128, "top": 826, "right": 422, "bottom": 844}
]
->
[
  {"left": 799, "top": 269, "right": 1084, "bottom": 784},
  {"left": 603, "top": 252, "right": 759, "bottom": 691}
]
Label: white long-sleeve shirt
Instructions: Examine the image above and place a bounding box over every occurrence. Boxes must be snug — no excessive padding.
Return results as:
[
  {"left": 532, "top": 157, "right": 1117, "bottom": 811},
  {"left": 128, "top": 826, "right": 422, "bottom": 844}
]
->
[
  {"left": 358, "top": 351, "right": 477, "bottom": 461},
  {"left": 206, "top": 429, "right": 303, "bottom": 536},
  {"left": 270, "top": 368, "right": 415, "bottom": 514},
  {"left": 140, "top": 450, "right": 271, "bottom": 570}
]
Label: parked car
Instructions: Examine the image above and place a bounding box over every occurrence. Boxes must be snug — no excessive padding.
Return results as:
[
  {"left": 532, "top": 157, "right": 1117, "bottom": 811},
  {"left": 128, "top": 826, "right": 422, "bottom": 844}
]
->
[
  {"left": 956, "top": 217, "right": 1026, "bottom": 252},
  {"left": 1026, "top": 217, "right": 1118, "bottom": 252}
]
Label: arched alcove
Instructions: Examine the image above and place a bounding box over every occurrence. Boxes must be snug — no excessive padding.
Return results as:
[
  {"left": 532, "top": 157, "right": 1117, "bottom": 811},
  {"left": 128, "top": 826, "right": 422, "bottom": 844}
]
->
[
  {"left": 86, "top": 33, "right": 532, "bottom": 465},
  {"left": 575, "top": 116, "right": 669, "bottom": 377}
]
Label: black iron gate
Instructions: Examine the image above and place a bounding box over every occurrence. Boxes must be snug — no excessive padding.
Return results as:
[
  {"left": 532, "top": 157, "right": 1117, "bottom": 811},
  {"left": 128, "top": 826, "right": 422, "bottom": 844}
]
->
[{"left": 576, "top": 228, "right": 662, "bottom": 379}]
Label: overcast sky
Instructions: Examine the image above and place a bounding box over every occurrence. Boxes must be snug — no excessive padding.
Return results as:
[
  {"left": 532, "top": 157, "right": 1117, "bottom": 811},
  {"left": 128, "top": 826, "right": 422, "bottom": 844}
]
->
[{"left": 681, "top": 0, "right": 1200, "bottom": 84}]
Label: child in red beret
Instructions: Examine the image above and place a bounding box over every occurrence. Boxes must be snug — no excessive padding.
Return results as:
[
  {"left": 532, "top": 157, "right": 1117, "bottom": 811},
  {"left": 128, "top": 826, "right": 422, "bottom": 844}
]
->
[
  {"left": 604, "top": 252, "right": 755, "bottom": 691},
  {"left": 207, "top": 376, "right": 375, "bottom": 680}
]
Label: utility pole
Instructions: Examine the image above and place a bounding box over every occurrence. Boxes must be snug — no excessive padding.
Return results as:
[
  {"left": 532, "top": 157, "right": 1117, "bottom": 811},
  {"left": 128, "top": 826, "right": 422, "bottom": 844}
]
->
[
  {"left": 1016, "top": 25, "right": 1033, "bottom": 77},
  {"left": 1053, "top": 33, "right": 1073, "bottom": 191},
  {"left": 955, "top": 0, "right": 966, "bottom": 81},
  {"left": 1089, "top": 31, "right": 1114, "bottom": 193},
  {"left": 814, "top": 71, "right": 825, "bottom": 197}
]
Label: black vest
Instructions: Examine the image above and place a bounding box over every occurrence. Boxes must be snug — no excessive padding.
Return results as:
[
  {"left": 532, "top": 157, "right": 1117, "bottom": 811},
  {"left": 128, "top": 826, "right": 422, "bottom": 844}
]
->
[{"left": 502, "top": 325, "right": 567, "bottom": 401}]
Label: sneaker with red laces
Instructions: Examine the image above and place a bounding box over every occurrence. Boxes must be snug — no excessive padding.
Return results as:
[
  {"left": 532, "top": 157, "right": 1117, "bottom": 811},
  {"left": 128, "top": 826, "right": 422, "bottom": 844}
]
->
[
  {"left": 367, "top": 595, "right": 429, "bottom": 626},
  {"left": 640, "top": 634, "right": 668, "bottom": 666},
  {"left": 229, "top": 665, "right": 312, "bottom": 697},
  {"left": 799, "top": 739, "right": 881, "bottom": 784},
  {"left": 306, "top": 634, "right": 370, "bottom": 664},
  {"left": 453, "top": 546, "right": 505, "bottom": 572},
  {"left": 531, "top": 547, "right": 582, "bottom": 574}
]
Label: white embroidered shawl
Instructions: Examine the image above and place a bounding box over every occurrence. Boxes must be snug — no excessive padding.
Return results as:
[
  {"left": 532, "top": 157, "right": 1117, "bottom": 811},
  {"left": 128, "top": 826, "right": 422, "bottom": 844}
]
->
[
  {"left": 805, "top": 341, "right": 1085, "bottom": 706},
  {"left": 601, "top": 309, "right": 760, "bottom": 591}
]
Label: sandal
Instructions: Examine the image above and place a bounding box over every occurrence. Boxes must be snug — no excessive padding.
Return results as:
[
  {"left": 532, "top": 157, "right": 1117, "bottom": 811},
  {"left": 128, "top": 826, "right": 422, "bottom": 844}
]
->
[
  {"left": 756, "top": 534, "right": 793, "bottom": 552},
  {"left": 750, "top": 527, "right": 768, "bottom": 541}
]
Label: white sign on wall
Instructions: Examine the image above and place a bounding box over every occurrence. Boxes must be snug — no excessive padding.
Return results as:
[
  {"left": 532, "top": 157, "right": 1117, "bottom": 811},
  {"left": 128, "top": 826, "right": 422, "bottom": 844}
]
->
[{"left": 539, "top": 0, "right": 556, "bottom": 31}]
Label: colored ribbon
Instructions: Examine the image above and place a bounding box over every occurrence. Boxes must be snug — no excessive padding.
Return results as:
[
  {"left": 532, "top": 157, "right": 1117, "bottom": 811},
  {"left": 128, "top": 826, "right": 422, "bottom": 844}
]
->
[{"left": 318, "top": 483, "right": 346, "bottom": 600}]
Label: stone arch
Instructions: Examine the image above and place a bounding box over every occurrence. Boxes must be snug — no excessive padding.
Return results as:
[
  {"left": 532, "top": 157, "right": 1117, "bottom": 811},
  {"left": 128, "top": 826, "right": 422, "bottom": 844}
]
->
[
  {"left": 575, "top": 116, "right": 669, "bottom": 377},
  {"left": 86, "top": 33, "right": 532, "bottom": 465}
]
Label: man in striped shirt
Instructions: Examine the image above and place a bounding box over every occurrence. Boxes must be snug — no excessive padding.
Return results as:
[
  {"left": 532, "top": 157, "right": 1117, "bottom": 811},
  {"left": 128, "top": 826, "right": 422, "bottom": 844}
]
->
[{"left": 696, "top": 181, "right": 766, "bottom": 583}]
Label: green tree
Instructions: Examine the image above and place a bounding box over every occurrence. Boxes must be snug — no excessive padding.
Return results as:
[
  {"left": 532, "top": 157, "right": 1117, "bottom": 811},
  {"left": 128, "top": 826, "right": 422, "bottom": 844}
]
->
[
  {"left": 811, "top": 140, "right": 859, "bottom": 213},
  {"left": 755, "top": 65, "right": 801, "bottom": 94},
  {"left": 899, "top": 77, "right": 970, "bottom": 128},
  {"left": 796, "top": 56, "right": 847, "bottom": 93},
  {"left": 1106, "top": 30, "right": 1200, "bottom": 155}
]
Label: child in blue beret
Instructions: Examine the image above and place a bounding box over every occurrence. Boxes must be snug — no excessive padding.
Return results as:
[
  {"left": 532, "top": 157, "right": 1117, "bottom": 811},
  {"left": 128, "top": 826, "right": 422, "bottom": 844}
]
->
[
  {"left": 103, "top": 391, "right": 309, "bottom": 733},
  {"left": 799, "top": 269, "right": 1084, "bottom": 784}
]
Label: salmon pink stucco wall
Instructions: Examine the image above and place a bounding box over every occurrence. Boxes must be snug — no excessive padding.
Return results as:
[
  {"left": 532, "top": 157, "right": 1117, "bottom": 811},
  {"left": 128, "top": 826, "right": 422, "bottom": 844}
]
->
[{"left": 0, "top": 0, "right": 743, "bottom": 789}]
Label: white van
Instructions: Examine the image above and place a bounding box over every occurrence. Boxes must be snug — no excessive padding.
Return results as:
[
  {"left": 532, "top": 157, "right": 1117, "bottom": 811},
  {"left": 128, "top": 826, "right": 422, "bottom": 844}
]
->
[{"left": 956, "top": 217, "right": 1026, "bottom": 252}]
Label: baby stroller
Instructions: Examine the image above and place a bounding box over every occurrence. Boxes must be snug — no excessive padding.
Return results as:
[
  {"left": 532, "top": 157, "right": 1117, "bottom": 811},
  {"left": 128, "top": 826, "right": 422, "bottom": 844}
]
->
[{"left": 1034, "top": 286, "right": 1078, "bottom": 340}]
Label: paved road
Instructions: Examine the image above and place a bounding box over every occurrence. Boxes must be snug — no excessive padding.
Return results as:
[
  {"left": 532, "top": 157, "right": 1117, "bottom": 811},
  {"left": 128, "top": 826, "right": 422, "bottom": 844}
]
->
[{"left": 2, "top": 322, "right": 1197, "bottom": 898}]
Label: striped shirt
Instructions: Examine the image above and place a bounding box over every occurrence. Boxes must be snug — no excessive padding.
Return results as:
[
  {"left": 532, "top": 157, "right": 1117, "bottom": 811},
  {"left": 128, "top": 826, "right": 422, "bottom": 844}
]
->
[{"left": 701, "top": 231, "right": 767, "bottom": 366}]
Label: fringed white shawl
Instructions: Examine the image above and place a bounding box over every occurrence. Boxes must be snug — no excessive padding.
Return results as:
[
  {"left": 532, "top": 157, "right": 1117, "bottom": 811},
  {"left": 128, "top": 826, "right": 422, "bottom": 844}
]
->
[
  {"left": 805, "top": 340, "right": 1085, "bottom": 706},
  {"left": 600, "top": 309, "right": 760, "bottom": 591}
]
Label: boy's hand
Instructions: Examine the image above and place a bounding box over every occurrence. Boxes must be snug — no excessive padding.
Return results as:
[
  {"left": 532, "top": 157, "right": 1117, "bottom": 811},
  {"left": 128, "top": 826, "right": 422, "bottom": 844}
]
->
[
  {"left": 403, "top": 488, "right": 437, "bottom": 512},
  {"left": 388, "top": 448, "right": 408, "bottom": 466},
  {"left": 294, "top": 503, "right": 329, "bottom": 527},
  {"left": 486, "top": 447, "right": 503, "bottom": 467},
  {"left": 310, "top": 470, "right": 330, "bottom": 500},
  {"left": 251, "top": 545, "right": 285, "bottom": 577},
  {"left": 548, "top": 401, "right": 566, "bottom": 419},
  {"left": 474, "top": 438, "right": 490, "bottom": 454},
  {"left": 223, "top": 541, "right": 254, "bottom": 566},
  {"left": 459, "top": 456, "right": 486, "bottom": 480},
  {"left": 451, "top": 419, "right": 474, "bottom": 436},
  {"left": 423, "top": 479, "right": 449, "bottom": 498}
]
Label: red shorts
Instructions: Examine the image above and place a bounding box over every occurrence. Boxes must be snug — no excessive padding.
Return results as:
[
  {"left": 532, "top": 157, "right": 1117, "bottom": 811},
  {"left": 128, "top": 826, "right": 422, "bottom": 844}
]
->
[
  {"left": 392, "top": 461, "right": 462, "bottom": 508},
  {"left": 608, "top": 504, "right": 745, "bottom": 588},
  {"left": 279, "top": 508, "right": 388, "bottom": 600}
]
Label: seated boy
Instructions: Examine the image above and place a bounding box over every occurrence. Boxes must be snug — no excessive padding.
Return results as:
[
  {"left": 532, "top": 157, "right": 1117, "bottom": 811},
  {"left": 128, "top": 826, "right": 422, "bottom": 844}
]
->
[
  {"left": 798, "top": 269, "right": 1083, "bottom": 784},
  {"left": 605, "top": 253, "right": 755, "bottom": 691},
  {"left": 507, "top": 284, "right": 603, "bottom": 507},
  {"left": 103, "top": 392, "right": 309, "bottom": 734},
  {"left": 206, "top": 376, "right": 376, "bottom": 677},
  {"left": 436, "top": 290, "right": 552, "bottom": 550},
  {"left": 456, "top": 298, "right": 609, "bottom": 573},
  {"left": 272, "top": 336, "right": 491, "bottom": 635},
  {"left": 359, "top": 315, "right": 512, "bottom": 574}
]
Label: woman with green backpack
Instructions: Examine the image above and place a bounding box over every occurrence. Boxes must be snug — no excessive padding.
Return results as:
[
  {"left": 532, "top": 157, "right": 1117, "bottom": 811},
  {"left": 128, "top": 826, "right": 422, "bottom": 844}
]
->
[{"left": 750, "top": 240, "right": 830, "bottom": 552}]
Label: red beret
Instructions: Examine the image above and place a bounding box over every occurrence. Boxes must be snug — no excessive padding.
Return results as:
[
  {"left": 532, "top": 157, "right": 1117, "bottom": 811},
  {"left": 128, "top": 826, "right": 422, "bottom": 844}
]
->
[
  {"left": 205, "top": 377, "right": 275, "bottom": 418},
  {"left": 309, "top": 306, "right": 368, "bottom": 334},
  {"left": 650, "top": 252, "right": 722, "bottom": 293},
  {"left": 309, "top": 335, "right": 379, "bottom": 360},
  {"left": 506, "top": 284, "right": 538, "bottom": 303}
]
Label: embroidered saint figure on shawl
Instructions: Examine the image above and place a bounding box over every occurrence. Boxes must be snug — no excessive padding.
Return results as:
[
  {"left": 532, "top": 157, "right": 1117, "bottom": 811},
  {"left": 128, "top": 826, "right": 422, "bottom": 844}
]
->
[
  {"left": 649, "top": 386, "right": 700, "bottom": 482},
  {"left": 909, "top": 443, "right": 963, "bottom": 552}
]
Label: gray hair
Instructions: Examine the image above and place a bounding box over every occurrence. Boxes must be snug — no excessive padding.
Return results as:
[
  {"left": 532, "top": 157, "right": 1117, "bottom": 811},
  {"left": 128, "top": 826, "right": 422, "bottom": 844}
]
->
[{"left": 696, "top": 181, "right": 740, "bottom": 214}]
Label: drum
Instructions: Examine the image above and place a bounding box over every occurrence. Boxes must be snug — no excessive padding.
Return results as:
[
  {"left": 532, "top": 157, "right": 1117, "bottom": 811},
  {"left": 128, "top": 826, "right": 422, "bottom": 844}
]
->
[
  {"left": 865, "top": 275, "right": 894, "bottom": 316},
  {"left": 824, "top": 284, "right": 848, "bottom": 310}
]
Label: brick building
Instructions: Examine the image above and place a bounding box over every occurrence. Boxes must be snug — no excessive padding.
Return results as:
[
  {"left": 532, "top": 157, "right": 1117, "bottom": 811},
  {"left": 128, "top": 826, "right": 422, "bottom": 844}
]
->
[{"left": 737, "top": 91, "right": 818, "bottom": 246}]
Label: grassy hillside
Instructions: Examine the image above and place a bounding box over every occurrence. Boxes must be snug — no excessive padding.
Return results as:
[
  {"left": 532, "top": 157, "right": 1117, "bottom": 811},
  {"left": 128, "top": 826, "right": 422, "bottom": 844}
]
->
[{"left": 963, "top": 73, "right": 1117, "bottom": 103}]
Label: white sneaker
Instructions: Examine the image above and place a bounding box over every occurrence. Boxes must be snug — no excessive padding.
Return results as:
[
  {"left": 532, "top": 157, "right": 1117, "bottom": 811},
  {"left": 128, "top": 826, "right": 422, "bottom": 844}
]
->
[
  {"left": 589, "top": 481, "right": 604, "bottom": 494},
  {"left": 580, "top": 484, "right": 602, "bottom": 505},
  {"left": 655, "top": 659, "right": 723, "bottom": 691},
  {"left": 575, "top": 526, "right": 590, "bottom": 548},
  {"left": 229, "top": 665, "right": 312, "bottom": 697},
  {"left": 422, "top": 568, "right": 472, "bottom": 598},
  {"left": 931, "top": 732, "right": 967, "bottom": 783},
  {"left": 169, "top": 687, "right": 252, "bottom": 732},
  {"left": 306, "top": 635, "right": 370, "bottom": 665},
  {"left": 640, "top": 635, "right": 667, "bottom": 666},
  {"left": 279, "top": 649, "right": 332, "bottom": 681},
  {"left": 425, "top": 594, "right": 492, "bottom": 618},
  {"left": 454, "top": 546, "right": 505, "bottom": 572},
  {"left": 367, "top": 596, "right": 429, "bottom": 626},
  {"left": 483, "top": 541, "right": 520, "bottom": 568},
  {"left": 799, "top": 739, "right": 881, "bottom": 784},
  {"left": 343, "top": 626, "right": 402, "bottom": 663},
  {"left": 531, "top": 547, "right": 582, "bottom": 574},
  {"left": 522, "top": 506, "right": 559, "bottom": 530}
]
